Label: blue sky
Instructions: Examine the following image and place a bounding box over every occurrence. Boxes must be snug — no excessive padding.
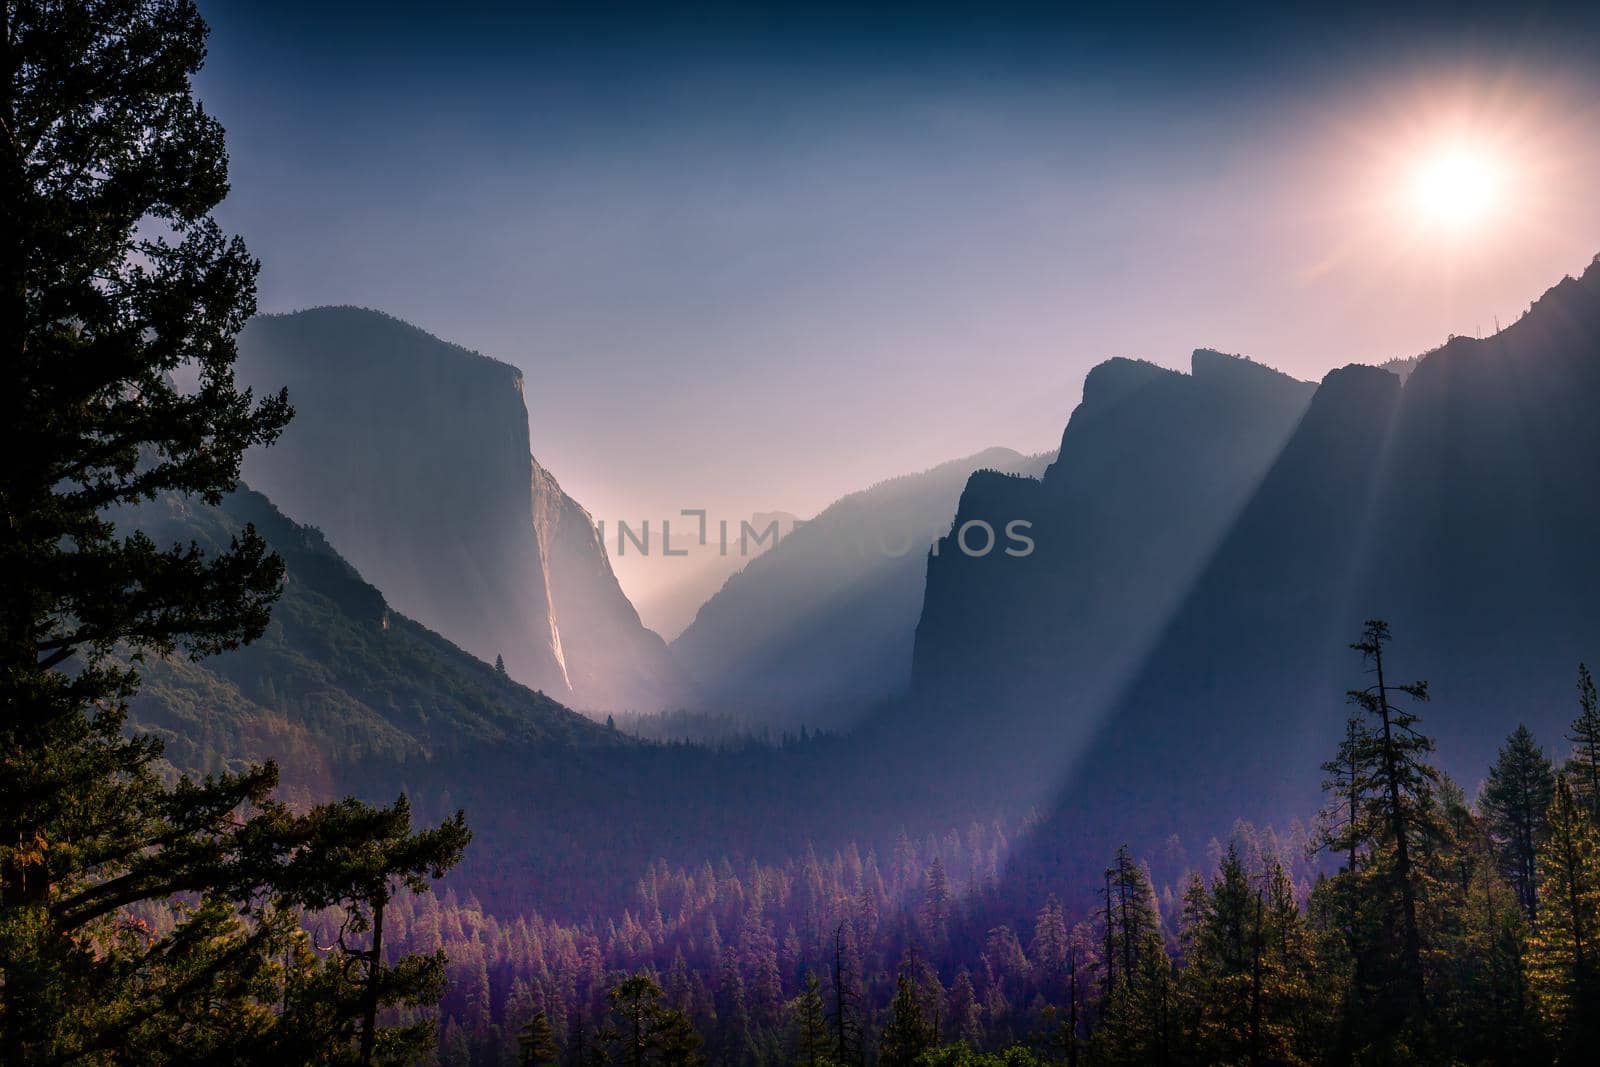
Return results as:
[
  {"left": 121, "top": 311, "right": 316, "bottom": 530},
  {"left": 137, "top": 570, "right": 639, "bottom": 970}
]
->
[{"left": 197, "top": 1, "right": 1600, "bottom": 606}]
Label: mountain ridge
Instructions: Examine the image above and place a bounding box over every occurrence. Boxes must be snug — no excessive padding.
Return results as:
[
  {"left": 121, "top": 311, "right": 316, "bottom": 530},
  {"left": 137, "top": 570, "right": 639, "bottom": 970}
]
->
[{"left": 233, "top": 306, "right": 687, "bottom": 714}]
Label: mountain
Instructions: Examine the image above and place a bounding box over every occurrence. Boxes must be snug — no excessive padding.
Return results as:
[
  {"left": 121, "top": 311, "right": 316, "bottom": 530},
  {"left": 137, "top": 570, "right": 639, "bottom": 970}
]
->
[
  {"left": 963, "top": 255, "right": 1600, "bottom": 906},
  {"left": 117, "top": 484, "right": 622, "bottom": 802},
  {"left": 911, "top": 349, "right": 1318, "bottom": 751},
  {"left": 115, "top": 484, "right": 981, "bottom": 917},
  {"left": 672, "top": 447, "right": 1052, "bottom": 727},
  {"left": 233, "top": 307, "right": 685, "bottom": 714}
]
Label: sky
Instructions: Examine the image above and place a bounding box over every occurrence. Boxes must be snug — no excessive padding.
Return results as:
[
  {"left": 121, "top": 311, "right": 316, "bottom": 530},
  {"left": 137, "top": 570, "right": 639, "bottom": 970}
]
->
[{"left": 195, "top": 1, "right": 1600, "bottom": 611}]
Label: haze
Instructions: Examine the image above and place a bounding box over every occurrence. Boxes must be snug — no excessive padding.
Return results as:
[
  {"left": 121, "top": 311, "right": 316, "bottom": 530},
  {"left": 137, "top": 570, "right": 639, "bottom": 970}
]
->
[{"left": 194, "top": 1, "right": 1600, "bottom": 610}]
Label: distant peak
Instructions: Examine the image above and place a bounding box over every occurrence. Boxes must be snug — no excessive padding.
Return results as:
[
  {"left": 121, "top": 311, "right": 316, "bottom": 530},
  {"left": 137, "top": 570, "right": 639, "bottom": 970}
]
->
[
  {"left": 1081, "top": 357, "right": 1178, "bottom": 408},
  {"left": 246, "top": 306, "right": 522, "bottom": 381},
  {"left": 1314, "top": 362, "right": 1403, "bottom": 405},
  {"left": 1190, "top": 347, "right": 1305, "bottom": 388}
]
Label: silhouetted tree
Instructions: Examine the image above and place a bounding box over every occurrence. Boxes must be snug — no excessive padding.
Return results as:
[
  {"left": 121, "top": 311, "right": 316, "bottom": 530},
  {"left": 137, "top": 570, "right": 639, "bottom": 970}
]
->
[
  {"left": 831, "top": 922, "right": 862, "bottom": 1065},
  {"left": 879, "top": 970, "right": 935, "bottom": 1067},
  {"left": 1482, "top": 725, "right": 1557, "bottom": 924},
  {"left": 1091, "top": 848, "right": 1170, "bottom": 1066},
  {"left": 0, "top": 2, "right": 468, "bottom": 1062},
  {"left": 788, "top": 971, "right": 829, "bottom": 1067},
  {"left": 1346, "top": 619, "right": 1437, "bottom": 1026},
  {"left": 520, "top": 1010, "right": 561, "bottom": 1067},
  {"left": 1566, "top": 664, "right": 1600, "bottom": 821}
]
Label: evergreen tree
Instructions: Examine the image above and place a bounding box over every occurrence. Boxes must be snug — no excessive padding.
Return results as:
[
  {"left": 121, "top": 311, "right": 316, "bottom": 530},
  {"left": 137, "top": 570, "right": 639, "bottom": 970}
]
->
[
  {"left": 519, "top": 1010, "right": 560, "bottom": 1067},
  {"left": 879, "top": 970, "right": 936, "bottom": 1067},
  {"left": 654, "top": 1007, "right": 707, "bottom": 1067},
  {"left": 947, "top": 967, "right": 984, "bottom": 1051},
  {"left": 1482, "top": 725, "right": 1557, "bottom": 924},
  {"left": 830, "top": 921, "right": 863, "bottom": 1066},
  {"left": 1177, "top": 846, "right": 1326, "bottom": 1065},
  {"left": 1184, "top": 844, "right": 1255, "bottom": 1061},
  {"left": 1089, "top": 848, "right": 1171, "bottom": 1066},
  {"left": 1431, "top": 782, "right": 1540, "bottom": 1065},
  {"left": 496, "top": 654, "right": 509, "bottom": 676},
  {"left": 1566, "top": 664, "right": 1600, "bottom": 822},
  {"left": 1526, "top": 776, "right": 1600, "bottom": 1056},
  {"left": 1343, "top": 619, "right": 1440, "bottom": 1039},
  {"left": 603, "top": 974, "right": 670, "bottom": 1067},
  {"left": 922, "top": 856, "right": 952, "bottom": 949},
  {"left": 0, "top": 3, "right": 470, "bottom": 1061},
  {"left": 1029, "top": 896, "right": 1070, "bottom": 996},
  {"left": 788, "top": 971, "right": 830, "bottom": 1067}
]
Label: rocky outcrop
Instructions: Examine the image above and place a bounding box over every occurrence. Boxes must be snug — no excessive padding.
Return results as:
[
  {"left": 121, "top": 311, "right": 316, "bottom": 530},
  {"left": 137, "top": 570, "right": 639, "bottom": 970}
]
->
[
  {"left": 954, "top": 255, "right": 1600, "bottom": 907},
  {"left": 912, "top": 349, "right": 1317, "bottom": 724},
  {"left": 531, "top": 457, "right": 688, "bottom": 712},
  {"left": 235, "top": 307, "right": 684, "bottom": 713}
]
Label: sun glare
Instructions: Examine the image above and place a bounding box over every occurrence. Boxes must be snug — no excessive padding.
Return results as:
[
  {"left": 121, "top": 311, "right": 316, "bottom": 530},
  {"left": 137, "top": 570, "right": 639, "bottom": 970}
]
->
[
  {"left": 1407, "top": 143, "right": 1505, "bottom": 232},
  {"left": 1300, "top": 71, "right": 1597, "bottom": 282}
]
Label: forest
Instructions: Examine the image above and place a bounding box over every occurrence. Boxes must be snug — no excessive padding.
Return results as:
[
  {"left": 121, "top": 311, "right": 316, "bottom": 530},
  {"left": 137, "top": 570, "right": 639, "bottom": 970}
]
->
[
  {"left": 370, "top": 632, "right": 1600, "bottom": 1066},
  {"left": 7, "top": 3, "right": 1600, "bottom": 1066}
]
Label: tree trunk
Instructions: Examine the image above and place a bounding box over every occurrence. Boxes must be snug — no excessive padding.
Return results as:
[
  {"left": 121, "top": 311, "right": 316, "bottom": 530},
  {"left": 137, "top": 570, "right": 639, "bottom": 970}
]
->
[{"left": 360, "top": 895, "right": 386, "bottom": 1067}]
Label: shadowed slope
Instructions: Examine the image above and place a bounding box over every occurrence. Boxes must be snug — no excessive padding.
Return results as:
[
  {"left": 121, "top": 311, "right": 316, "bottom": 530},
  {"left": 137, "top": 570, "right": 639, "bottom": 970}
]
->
[
  {"left": 672, "top": 447, "right": 1051, "bottom": 727},
  {"left": 234, "top": 307, "right": 686, "bottom": 713},
  {"left": 998, "top": 255, "right": 1600, "bottom": 912}
]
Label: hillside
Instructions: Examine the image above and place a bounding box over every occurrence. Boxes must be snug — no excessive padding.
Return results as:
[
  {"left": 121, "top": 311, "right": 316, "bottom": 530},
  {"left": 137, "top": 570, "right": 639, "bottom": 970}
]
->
[
  {"left": 672, "top": 446, "right": 1053, "bottom": 727},
  {"left": 119, "top": 485, "right": 622, "bottom": 802},
  {"left": 233, "top": 307, "right": 687, "bottom": 714}
]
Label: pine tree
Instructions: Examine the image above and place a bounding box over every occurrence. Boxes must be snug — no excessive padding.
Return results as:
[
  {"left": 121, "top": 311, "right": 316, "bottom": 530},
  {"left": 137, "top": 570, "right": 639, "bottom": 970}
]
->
[
  {"left": 1185, "top": 844, "right": 1255, "bottom": 1061},
  {"left": 830, "top": 921, "right": 863, "bottom": 1066},
  {"left": 0, "top": 4, "right": 471, "bottom": 1060},
  {"left": 789, "top": 971, "right": 830, "bottom": 1067},
  {"left": 1526, "top": 776, "right": 1600, "bottom": 1055},
  {"left": 947, "top": 967, "right": 984, "bottom": 1051},
  {"left": 1431, "top": 781, "right": 1540, "bottom": 1064},
  {"left": 1566, "top": 664, "right": 1600, "bottom": 822},
  {"left": 1090, "top": 848, "right": 1171, "bottom": 1067},
  {"left": 654, "top": 1006, "right": 707, "bottom": 1067},
  {"left": 496, "top": 654, "right": 508, "bottom": 676},
  {"left": 922, "top": 856, "right": 952, "bottom": 949},
  {"left": 879, "top": 970, "right": 935, "bottom": 1067},
  {"left": 1344, "top": 619, "right": 1439, "bottom": 1032},
  {"left": 1482, "top": 725, "right": 1557, "bottom": 924},
  {"left": 1029, "top": 896, "right": 1070, "bottom": 995},
  {"left": 603, "top": 973, "right": 685, "bottom": 1067},
  {"left": 519, "top": 1010, "right": 560, "bottom": 1067}
]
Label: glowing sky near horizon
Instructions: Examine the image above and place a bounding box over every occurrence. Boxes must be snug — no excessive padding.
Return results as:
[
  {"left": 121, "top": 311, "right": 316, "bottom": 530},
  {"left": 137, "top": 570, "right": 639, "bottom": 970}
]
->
[{"left": 194, "top": 2, "right": 1600, "bottom": 613}]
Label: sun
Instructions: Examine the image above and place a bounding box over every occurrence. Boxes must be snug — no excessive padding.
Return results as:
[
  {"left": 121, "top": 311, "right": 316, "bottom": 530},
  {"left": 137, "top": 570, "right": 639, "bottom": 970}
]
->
[{"left": 1406, "top": 143, "right": 1506, "bottom": 232}]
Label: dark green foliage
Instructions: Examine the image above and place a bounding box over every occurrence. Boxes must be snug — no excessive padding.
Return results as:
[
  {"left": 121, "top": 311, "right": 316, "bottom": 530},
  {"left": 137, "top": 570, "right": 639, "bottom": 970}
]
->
[
  {"left": 518, "top": 1010, "right": 560, "bottom": 1066},
  {"left": 1086, "top": 848, "right": 1173, "bottom": 1066},
  {"left": 1526, "top": 776, "right": 1600, "bottom": 1058},
  {"left": 600, "top": 973, "right": 706, "bottom": 1067},
  {"left": 0, "top": 2, "right": 469, "bottom": 1061},
  {"left": 1482, "top": 725, "right": 1557, "bottom": 923},
  {"left": 878, "top": 970, "right": 936, "bottom": 1067},
  {"left": 1565, "top": 664, "right": 1600, "bottom": 821},
  {"left": 788, "top": 971, "right": 831, "bottom": 1067},
  {"left": 119, "top": 485, "right": 620, "bottom": 783},
  {"left": 1317, "top": 620, "right": 1440, "bottom": 1050}
]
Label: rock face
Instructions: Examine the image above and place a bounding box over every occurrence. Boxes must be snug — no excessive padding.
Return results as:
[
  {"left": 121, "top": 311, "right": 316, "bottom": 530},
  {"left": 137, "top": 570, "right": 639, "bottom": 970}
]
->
[
  {"left": 235, "top": 307, "right": 684, "bottom": 713},
  {"left": 912, "top": 349, "right": 1318, "bottom": 736},
  {"left": 673, "top": 447, "right": 1052, "bottom": 727},
  {"left": 530, "top": 457, "right": 685, "bottom": 712},
  {"left": 919, "top": 255, "right": 1600, "bottom": 908},
  {"left": 118, "top": 483, "right": 621, "bottom": 799}
]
